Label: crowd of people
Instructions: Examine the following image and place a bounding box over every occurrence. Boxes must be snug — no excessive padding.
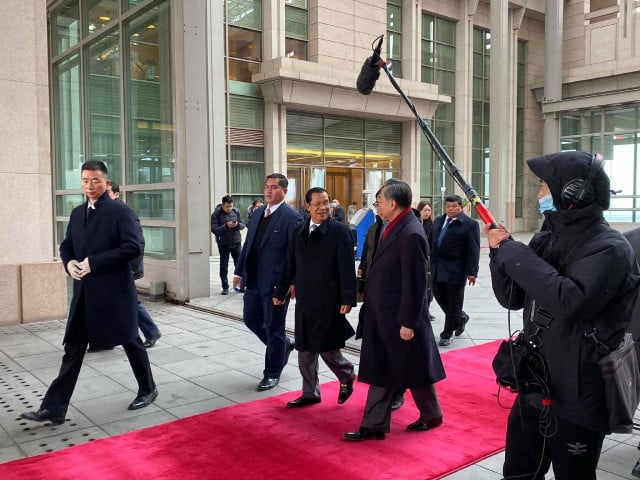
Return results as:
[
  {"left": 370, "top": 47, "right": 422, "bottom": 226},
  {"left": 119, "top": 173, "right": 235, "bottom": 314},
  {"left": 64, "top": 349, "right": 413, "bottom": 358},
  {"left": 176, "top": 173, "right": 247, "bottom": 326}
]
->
[{"left": 18, "top": 152, "right": 640, "bottom": 479}]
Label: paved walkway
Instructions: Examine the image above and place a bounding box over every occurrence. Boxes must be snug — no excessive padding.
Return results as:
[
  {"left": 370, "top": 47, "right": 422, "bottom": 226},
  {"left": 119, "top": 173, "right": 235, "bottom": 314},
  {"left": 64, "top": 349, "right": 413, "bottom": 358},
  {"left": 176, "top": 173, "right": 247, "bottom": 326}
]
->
[{"left": 0, "top": 231, "right": 637, "bottom": 478}]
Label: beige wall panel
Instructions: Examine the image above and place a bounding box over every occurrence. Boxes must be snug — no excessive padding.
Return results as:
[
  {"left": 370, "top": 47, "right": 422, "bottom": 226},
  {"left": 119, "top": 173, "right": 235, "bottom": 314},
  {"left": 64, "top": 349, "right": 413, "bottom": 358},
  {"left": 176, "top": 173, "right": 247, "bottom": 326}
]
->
[
  {"left": 317, "top": 5, "right": 355, "bottom": 30},
  {"left": 421, "top": 0, "right": 461, "bottom": 21},
  {"left": 0, "top": 173, "right": 53, "bottom": 264},
  {"left": 0, "top": 80, "right": 40, "bottom": 174},
  {"left": 322, "top": 0, "right": 357, "bottom": 16},
  {"left": 21, "top": 263, "right": 67, "bottom": 323},
  {"left": 0, "top": 265, "right": 21, "bottom": 325},
  {"left": 590, "top": 24, "right": 617, "bottom": 63},
  {"left": 0, "top": 2, "right": 36, "bottom": 83}
]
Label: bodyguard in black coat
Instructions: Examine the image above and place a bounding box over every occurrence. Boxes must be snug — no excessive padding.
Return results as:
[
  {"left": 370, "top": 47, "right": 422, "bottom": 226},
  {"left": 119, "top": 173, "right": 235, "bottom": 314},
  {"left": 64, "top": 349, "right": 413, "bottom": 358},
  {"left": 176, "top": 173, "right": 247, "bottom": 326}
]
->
[
  {"left": 486, "top": 151, "right": 640, "bottom": 480},
  {"left": 274, "top": 187, "right": 357, "bottom": 408},
  {"left": 344, "top": 180, "right": 445, "bottom": 442},
  {"left": 431, "top": 195, "right": 480, "bottom": 345},
  {"left": 20, "top": 161, "right": 157, "bottom": 426}
]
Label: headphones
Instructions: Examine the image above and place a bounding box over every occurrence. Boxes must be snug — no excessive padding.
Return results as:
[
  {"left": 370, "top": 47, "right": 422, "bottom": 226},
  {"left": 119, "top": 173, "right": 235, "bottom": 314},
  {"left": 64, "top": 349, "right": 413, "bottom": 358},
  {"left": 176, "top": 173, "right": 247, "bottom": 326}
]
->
[{"left": 560, "top": 153, "right": 603, "bottom": 209}]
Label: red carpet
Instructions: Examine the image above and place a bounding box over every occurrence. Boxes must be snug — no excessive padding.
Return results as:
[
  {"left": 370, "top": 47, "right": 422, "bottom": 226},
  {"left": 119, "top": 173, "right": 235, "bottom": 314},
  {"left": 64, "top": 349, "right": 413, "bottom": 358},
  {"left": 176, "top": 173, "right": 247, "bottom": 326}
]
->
[{"left": 0, "top": 340, "right": 513, "bottom": 479}]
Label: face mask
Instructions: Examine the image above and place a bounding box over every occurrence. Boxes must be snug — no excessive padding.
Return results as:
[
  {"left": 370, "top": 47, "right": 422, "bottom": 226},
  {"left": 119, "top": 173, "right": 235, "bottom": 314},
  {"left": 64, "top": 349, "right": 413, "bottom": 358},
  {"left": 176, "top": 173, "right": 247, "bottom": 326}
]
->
[
  {"left": 330, "top": 203, "right": 337, "bottom": 208},
  {"left": 538, "top": 194, "right": 556, "bottom": 214}
]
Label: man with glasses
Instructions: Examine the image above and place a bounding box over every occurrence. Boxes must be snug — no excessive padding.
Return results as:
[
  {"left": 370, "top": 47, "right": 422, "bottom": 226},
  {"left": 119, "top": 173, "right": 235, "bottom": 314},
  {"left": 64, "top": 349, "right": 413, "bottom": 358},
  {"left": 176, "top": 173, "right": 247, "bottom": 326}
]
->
[
  {"left": 233, "top": 173, "right": 303, "bottom": 391},
  {"left": 431, "top": 195, "right": 480, "bottom": 347},
  {"left": 344, "top": 179, "right": 445, "bottom": 441},
  {"left": 274, "top": 187, "right": 357, "bottom": 408}
]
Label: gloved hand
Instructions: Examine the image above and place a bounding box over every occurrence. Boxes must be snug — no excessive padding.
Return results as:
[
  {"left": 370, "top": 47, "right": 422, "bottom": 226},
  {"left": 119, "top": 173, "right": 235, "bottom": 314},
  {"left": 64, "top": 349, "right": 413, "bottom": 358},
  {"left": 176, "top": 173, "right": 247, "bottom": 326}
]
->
[
  {"left": 67, "top": 259, "right": 83, "bottom": 280},
  {"left": 78, "top": 257, "right": 91, "bottom": 277}
]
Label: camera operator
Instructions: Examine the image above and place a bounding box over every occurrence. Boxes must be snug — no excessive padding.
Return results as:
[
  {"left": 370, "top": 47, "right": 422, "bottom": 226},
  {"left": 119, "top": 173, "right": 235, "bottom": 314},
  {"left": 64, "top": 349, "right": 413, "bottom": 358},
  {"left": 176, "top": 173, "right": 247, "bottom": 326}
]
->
[{"left": 485, "top": 151, "right": 640, "bottom": 480}]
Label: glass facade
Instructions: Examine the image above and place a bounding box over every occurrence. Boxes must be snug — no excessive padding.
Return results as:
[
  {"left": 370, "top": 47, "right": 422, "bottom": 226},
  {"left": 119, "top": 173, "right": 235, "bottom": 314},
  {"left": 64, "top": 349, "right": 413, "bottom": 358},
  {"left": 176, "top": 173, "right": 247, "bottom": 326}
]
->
[
  {"left": 286, "top": 111, "right": 401, "bottom": 209},
  {"left": 387, "top": 0, "right": 403, "bottom": 78},
  {"left": 49, "top": 0, "right": 175, "bottom": 260},
  {"left": 472, "top": 27, "right": 491, "bottom": 210},
  {"left": 285, "top": 0, "right": 308, "bottom": 60},
  {"left": 561, "top": 105, "right": 640, "bottom": 222},
  {"left": 515, "top": 41, "right": 525, "bottom": 218},
  {"left": 421, "top": 13, "right": 456, "bottom": 216}
]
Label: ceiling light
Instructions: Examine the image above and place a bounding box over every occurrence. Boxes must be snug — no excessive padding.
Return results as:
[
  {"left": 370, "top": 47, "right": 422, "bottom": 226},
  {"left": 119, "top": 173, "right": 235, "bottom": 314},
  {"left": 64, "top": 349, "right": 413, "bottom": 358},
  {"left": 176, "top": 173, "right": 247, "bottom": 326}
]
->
[
  {"left": 147, "top": 24, "right": 156, "bottom": 29},
  {"left": 98, "top": 16, "right": 111, "bottom": 21}
]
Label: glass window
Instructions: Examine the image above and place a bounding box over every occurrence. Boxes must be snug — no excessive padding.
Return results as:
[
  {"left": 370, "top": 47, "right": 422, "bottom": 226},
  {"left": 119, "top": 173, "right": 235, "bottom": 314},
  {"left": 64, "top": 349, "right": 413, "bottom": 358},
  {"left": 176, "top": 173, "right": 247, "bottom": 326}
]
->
[
  {"left": 285, "top": 38, "right": 307, "bottom": 60},
  {"left": 87, "top": 30, "right": 122, "bottom": 185},
  {"left": 285, "top": 6, "right": 308, "bottom": 39},
  {"left": 325, "top": 117, "right": 364, "bottom": 138},
  {"left": 84, "top": 0, "right": 119, "bottom": 37},
  {"left": 127, "top": 190, "right": 175, "bottom": 220},
  {"left": 231, "top": 161, "right": 265, "bottom": 194},
  {"left": 56, "top": 195, "right": 85, "bottom": 216},
  {"left": 228, "top": 26, "right": 261, "bottom": 61},
  {"left": 126, "top": 2, "right": 174, "bottom": 185},
  {"left": 229, "top": 95, "right": 264, "bottom": 129},
  {"left": 51, "top": 0, "right": 80, "bottom": 57},
  {"left": 54, "top": 53, "right": 83, "bottom": 190},
  {"left": 142, "top": 226, "right": 176, "bottom": 260},
  {"left": 287, "top": 134, "right": 323, "bottom": 165},
  {"left": 325, "top": 138, "right": 364, "bottom": 167},
  {"left": 227, "top": 0, "right": 262, "bottom": 30}
]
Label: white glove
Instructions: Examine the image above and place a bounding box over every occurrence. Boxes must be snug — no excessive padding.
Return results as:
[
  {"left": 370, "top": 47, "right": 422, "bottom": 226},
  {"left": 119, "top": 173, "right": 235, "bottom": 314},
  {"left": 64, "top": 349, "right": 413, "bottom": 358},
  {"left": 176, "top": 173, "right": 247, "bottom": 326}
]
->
[
  {"left": 78, "top": 257, "right": 91, "bottom": 277},
  {"left": 67, "top": 260, "right": 83, "bottom": 280}
]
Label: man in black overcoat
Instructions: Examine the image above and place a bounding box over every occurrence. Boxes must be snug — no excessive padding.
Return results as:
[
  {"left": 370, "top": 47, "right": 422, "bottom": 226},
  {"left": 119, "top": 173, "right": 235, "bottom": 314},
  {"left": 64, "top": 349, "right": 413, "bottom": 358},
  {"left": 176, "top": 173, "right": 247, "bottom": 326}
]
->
[
  {"left": 344, "top": 179, "right": 446, "bottom": 441},
  {"left": 21, "top": 161, "right": 157, "bottom": 425},
  {"left": 274, "top": 187, "right": 357, "bottom": 408}
]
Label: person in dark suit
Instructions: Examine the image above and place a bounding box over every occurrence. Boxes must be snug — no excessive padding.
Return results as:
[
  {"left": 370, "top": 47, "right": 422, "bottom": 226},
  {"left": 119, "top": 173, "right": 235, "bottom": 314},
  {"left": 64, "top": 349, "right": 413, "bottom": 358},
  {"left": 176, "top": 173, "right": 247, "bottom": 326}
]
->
[
  {"left": 274, "top": 187, "right": 357, "bottom": 408},
  {"left": 431, "top": 194, "right": 480, "bottom": 346},
  {"left": 20, "top": 161, "right": 157, "bottom": 426},
  {"left": 233, "top": 173, "right": 303, "bottom": 391},
  {"left": 344, "top": 179, "right": 446, "bottom": 441},
  {"left": 108, "top": 182, "right": 162, "bottom": 348}
]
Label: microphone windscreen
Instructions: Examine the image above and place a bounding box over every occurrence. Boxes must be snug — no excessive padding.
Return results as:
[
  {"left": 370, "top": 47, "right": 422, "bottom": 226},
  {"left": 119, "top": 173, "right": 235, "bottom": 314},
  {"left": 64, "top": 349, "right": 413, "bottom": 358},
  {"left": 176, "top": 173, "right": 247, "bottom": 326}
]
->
[{"left": 356, "top": 56, "right": 381, "bottom": 95}]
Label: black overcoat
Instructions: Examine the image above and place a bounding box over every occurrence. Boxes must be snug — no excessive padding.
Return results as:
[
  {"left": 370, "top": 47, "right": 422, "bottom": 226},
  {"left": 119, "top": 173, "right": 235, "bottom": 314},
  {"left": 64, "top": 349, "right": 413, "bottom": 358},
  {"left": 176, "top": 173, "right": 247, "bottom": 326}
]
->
[
  {"left": 277, "top": 218, "right": 356, "bottom": 352},
  {"left": 59, "top": 193, "right": 142, "bottom": 348},
  {"left": 357, "top": 210, "right": 446, "bottom": 388}
]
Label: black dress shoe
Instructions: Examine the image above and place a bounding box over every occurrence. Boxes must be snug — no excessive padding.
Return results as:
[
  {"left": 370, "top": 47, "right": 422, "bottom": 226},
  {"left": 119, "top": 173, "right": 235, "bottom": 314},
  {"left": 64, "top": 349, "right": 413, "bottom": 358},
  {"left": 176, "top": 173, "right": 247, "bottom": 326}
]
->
[
  {"left": 284, "top": 338, "right": 295, "bottom": 365},
  {"left": 20, "top": 409, "right": 66, "bottom": 425},
  {"left": 338, "top": 379, "right": 354, "bottom": 404},
  {"left": 257, "top": 377, "right": 279, "bottom": 391},
  {"left": 406, "top": 416, "right": 443, "bottom": 431},
  {"left": 128, "top": 388, "right": 158, "bottom": 410},
  {"left": 391, "top": 393, "right": 405, "bottom": 411},
  {"left": 343, "top": 428, "right": 385, "bottom": 441},
  {"left": 143, "top": 334, "right": 161, "bottom": 348},
  {"left": 632, "top": 458, "right": 640, "bottom": 478},
  {"left": 455, "top": 313, "right": 469, "bottom": 336},
  {"left": 221, "top": 289, "right": 229, "bottom": 295},
  {"left": 438, "top": 337, "right": 452, "bottom": 346},
  {"left": 287, "top": 396, "right": 321, "bottom": 408}
]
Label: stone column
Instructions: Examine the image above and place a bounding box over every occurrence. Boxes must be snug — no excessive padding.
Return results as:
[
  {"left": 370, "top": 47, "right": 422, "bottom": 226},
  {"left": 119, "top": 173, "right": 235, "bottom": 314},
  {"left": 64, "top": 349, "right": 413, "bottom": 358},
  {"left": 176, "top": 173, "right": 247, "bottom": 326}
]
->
[{"left": 543, "top": 0, "right": 563, "bottom": 153}]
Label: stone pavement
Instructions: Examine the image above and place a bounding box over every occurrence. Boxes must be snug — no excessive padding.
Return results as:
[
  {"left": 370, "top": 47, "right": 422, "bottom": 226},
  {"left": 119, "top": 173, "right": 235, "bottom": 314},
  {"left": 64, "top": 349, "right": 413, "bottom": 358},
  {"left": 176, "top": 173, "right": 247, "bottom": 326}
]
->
[{"left": 0, "top": 231, "right": 637, "bottom": 479}]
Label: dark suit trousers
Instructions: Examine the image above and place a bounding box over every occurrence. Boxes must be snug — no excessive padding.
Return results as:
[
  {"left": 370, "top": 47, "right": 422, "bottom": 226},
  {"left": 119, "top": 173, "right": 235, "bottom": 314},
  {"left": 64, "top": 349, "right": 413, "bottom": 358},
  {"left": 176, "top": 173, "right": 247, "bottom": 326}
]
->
[
  {"left": 218, "top": 243, "right": 241, "bottom": 290},
  {"left": 243, "top": 288, "right": 289, "bottom": 379},
  {"left": 41, "top": 297, "right": 156, "bottom": 415},
  {"left": 298, "top": 350, "right": 354, "bottom": 399},
  {"left": 433, "top": 281, "right": 465, "bottom": 339},
  {"left": 360, "top": 384, "right": 442, "bottom": 433}
]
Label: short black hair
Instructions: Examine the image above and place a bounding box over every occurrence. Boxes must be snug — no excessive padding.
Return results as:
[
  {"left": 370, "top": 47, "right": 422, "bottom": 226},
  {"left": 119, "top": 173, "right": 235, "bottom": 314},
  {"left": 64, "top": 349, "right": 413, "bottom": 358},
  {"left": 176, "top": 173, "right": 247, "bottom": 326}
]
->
[
  {"left": 266, "top": 173, "right": 288, "bottom": 189},
  {"left": 305, "top": 187, "right": 327, "bottom": 204},
  {"left": 445, "top": 195, "right": 463, "bottom": 206},
  {"left": 82, "top": 160, "right": 108, "bottom": 175},
  {"left": 222, "top": 195, "right": 233, "bottom": 204},
  {"left": 382, "top": 179, "right": 412, "bottom": 208},
  {"left": 110, "top": 181, "right": 120, "bottom": 194}
]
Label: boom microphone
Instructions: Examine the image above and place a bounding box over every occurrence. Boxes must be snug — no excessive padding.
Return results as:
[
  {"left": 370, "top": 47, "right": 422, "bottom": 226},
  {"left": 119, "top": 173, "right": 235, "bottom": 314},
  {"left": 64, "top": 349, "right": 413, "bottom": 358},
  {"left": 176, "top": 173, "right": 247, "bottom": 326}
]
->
[{"left": 356, "top": 35, "right": 384, "bottom": 95}]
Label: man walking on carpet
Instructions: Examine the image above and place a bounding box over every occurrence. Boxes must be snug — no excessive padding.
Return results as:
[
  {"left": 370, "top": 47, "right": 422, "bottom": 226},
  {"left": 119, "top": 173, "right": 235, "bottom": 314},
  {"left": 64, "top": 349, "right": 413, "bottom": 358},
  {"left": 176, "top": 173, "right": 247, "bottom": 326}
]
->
[
  {"left": 274, "top": 187, "right": 357, "bottom": 408},
  {"left": 431, "top": 194, "right": 480, "bottom": 347},
  {"left": 344, "top": 179, "right": 445, "bottom": 441},
  {"left": 21, "top": 160, "right": 157, "bottom": 426},
  {"left": 233, "top": 173, "right": 303, "bottom": 391}
]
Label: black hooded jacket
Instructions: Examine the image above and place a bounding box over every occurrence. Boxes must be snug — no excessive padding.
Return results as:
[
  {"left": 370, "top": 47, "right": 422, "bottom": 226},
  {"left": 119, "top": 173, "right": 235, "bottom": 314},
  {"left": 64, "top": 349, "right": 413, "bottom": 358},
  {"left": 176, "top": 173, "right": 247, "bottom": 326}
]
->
[{"left": 488, "top": 151, "right": 640, "bottom": 433}]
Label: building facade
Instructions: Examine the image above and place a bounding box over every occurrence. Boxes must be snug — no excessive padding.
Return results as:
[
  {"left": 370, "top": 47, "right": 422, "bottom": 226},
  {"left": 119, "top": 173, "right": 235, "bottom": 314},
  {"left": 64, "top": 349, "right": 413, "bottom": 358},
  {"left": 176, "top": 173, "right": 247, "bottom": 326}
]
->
[{"left": 1, "top": 0, "right": 639, "bottom": 316}]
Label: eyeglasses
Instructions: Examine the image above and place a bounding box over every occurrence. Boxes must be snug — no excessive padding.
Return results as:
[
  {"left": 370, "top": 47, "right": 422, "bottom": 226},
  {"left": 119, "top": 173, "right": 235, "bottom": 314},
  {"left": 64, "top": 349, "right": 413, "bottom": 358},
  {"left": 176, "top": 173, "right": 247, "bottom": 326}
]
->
[
  {"left": 308, "top": 200, "right": 330, "bottom": 208},
  {"left": 372, "top": 201, "right": 380, "bottom": 208}
]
